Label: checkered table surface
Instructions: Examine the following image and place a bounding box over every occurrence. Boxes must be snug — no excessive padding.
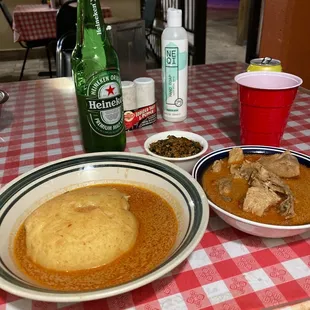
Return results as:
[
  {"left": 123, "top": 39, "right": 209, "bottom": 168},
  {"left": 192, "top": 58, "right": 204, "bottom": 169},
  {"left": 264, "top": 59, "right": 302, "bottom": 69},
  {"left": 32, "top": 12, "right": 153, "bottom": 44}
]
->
[
  {"left": 13, "top": 3, "right": 112, "bottom": 42},
  {"left": 0, "top": 62, "right": 309, "bottom": 310}
]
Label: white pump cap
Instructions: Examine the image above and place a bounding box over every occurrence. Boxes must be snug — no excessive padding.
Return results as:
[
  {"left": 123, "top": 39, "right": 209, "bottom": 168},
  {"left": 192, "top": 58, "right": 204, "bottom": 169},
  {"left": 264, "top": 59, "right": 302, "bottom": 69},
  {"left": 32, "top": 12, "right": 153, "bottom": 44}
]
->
[{"left": 167, "top": 8, "right": 182, "bottom": 27}]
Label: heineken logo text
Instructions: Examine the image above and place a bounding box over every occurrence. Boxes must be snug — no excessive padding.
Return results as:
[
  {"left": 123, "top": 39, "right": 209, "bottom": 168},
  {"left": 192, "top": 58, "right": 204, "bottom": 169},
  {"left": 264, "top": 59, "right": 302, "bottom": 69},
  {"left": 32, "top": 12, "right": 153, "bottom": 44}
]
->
[
  {"left": 87, "top": 97, "right": 122, "bottom": 110},
  {"left": 90, "top": 74, "right": 120, "bottom": 96},
  {"left": 90, "top": 0, "right": 102, "bottom": 35}
]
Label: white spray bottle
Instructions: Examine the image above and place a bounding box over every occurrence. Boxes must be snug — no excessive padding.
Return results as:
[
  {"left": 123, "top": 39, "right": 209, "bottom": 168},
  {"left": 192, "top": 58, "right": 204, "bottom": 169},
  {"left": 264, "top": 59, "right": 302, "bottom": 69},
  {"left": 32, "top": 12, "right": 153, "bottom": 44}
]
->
[{"left": 161, "top": 8, "right": 188, "bottom": 122}]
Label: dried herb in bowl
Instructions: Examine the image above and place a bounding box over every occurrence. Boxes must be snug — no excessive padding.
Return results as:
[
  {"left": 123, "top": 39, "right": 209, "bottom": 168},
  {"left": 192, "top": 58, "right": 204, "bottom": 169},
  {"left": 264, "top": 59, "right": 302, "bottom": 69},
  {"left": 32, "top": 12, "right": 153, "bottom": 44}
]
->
[{"left": 149, "top": 135, "right": 203, "bottom": 158}]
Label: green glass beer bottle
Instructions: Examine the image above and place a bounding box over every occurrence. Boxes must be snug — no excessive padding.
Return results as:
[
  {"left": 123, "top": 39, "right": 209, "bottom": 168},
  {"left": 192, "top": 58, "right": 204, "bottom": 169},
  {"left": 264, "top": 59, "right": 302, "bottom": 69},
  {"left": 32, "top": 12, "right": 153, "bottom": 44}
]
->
[{"left": 71, "top": 0, "right": 126, "bottom": 152}]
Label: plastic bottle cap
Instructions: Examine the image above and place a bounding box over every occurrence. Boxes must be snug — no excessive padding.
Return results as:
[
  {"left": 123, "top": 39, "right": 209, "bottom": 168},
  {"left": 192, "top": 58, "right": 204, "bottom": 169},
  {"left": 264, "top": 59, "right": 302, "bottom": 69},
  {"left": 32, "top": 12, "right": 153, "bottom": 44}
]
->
[
  {"left": 133, "top": 77, "right": 154, "bottom": 85},
  {"left": 167, "top": 8, "right": 182, "bottom": 27},
  {"left": 121, "top": 81, "right": 135, "bottom": 89}
]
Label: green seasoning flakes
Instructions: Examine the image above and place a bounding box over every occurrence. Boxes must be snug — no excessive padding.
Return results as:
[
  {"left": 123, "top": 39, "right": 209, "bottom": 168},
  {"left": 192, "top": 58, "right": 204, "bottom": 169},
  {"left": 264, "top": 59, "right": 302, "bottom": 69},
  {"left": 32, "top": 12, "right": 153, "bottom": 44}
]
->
[{"left": 149, "top": 135, "right": 203, "bottom": 158}]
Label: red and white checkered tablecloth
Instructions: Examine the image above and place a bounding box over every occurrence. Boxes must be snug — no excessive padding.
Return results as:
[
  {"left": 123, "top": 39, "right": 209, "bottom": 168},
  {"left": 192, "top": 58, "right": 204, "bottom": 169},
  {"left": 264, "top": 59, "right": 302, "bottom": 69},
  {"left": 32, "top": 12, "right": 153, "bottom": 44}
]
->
[
  {"left": 13, "top": 3, "right": 112, "bottom": 42},
  {"left": 0, "top": 62, "right": 309, "bottom": 310}
]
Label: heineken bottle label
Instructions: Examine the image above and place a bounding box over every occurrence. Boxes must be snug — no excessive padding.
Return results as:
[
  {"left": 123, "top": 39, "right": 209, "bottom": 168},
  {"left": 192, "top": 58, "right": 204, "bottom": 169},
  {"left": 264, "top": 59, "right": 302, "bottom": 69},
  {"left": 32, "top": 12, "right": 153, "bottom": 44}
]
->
[{"left": 86, "top": 71, "right": 124, "bottom": 137}]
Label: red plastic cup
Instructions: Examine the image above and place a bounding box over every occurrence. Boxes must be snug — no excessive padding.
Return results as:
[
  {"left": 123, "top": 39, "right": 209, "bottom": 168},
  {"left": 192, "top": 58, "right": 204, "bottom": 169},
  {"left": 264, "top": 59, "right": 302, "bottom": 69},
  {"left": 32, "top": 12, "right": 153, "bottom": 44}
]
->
[{"left": 234, "top": 71, "right": 303, "bottom": 146}]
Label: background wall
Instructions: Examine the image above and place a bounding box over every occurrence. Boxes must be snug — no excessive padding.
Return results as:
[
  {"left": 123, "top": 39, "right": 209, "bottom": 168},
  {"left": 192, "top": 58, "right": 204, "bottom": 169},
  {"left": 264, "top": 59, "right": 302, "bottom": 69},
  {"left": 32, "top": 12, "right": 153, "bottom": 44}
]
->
[
  {"left": 259, "top": 0, "right": 310, "bottom": 89},
  {"left": 0, "top": 0, "right": 141, "bottom": 51}
]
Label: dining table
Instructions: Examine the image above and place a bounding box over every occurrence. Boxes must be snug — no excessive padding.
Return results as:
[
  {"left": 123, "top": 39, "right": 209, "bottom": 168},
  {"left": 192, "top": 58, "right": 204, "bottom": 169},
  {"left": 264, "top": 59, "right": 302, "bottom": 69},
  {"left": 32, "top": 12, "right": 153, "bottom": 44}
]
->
[
  {"left": 13, "top": 3, "right": 112, "bottom": 42},
  {"left": 0, "top": 62, "right": 309, "bottom": 310}
]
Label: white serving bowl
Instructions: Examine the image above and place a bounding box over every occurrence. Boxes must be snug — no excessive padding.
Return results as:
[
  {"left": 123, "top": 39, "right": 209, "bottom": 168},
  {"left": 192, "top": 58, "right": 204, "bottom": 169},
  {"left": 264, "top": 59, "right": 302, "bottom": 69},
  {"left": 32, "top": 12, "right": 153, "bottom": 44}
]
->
[
  {"left": 0, "top": 152, "right": 209, "bottom": 302},
  {"left": 144, "top": 130, "right": 208, "bottom": 173},
  {"left": 192, "top": 145, "right": 310, "bottom": 238}
]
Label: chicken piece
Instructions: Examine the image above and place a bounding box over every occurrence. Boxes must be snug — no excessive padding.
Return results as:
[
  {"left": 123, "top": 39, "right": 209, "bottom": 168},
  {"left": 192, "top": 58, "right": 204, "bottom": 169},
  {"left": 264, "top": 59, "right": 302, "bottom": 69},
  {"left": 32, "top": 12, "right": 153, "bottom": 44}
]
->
[
  {"left": 211, "top": 160, "right": 223, "bottom": 173},
  {"left": 229, "top": 158, "right": 296, "bottom": 218},
  {"left": 228, "top": 147, "right": 244, "bottom": 165},
  {"left": 228, "top": 148, "right": 246, "bottom": 178},
  {"left": 250, "top": 165, "right": 286, "bottom": 192},
  {"left": 230, "top": 164, "right": 241, "bottom": 178},
  {"left": 243, "top": 187, "right": 281, "bottom": 216},
  {"left": 258, "top": 150, "right": 300, "bottom": 178},
  {"left": 217, "top": 177, "right": 232, "bottom": 202},
  {"left": 237, "top": 161, "right": 261, "bottom": 180},
  {"left": 247, "top": 164, "right": 295, "bottom": 218},
  {"left": 230, "top": 160, "right": 258, "bottom": 179},
  {"left": 218, "top": 178, "right": 232, "bottom": 195},
  {"left": 279, "top": 195, "right": 295, "bottom": 217}
]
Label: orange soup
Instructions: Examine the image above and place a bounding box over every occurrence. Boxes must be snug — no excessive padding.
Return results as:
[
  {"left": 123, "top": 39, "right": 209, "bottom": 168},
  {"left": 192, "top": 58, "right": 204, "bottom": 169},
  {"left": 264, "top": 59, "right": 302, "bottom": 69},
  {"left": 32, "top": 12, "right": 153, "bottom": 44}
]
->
[
  {"left": 202, "top": 155, "right": 310, "bottom": 226},
  {"left": 14, "top": 184, "right": 178, "bottom": 291}
]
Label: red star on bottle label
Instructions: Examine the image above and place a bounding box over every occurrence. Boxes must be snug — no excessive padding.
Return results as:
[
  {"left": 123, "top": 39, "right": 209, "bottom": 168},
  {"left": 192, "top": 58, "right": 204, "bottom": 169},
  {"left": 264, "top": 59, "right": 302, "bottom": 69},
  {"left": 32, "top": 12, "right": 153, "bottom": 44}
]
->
[{"left": 106, "top": 85, "right": 115, "bottom": 96}]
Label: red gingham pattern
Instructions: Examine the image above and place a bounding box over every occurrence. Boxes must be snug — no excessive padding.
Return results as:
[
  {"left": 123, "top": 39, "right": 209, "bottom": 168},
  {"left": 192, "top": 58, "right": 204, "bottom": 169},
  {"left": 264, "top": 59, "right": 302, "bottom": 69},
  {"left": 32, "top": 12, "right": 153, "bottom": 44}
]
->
[
  {"left": 13, "top": 4, "right": 112, "bottom": 42},
  {"left": 0, "top": 62, "right": 309, "bottom": 310}
]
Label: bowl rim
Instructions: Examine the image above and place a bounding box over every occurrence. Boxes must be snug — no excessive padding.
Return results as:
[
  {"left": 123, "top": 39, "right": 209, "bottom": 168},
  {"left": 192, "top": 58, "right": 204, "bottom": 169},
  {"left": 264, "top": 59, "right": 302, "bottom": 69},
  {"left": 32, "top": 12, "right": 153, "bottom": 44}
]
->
[
  {"left": 192, "top": 145, "right": 310, "bottom": 230},
  {"left": 144, "top": 130, "right": 209, "bottom": 162},
  {"left": 0, "top": 151, "right": 209, "bottom": 302}
]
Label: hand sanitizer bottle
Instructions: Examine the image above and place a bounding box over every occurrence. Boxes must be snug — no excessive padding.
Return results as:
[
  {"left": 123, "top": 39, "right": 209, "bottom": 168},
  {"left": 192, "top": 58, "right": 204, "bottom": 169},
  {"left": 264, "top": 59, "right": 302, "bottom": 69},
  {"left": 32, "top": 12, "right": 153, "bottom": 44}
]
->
[{"left": 161, "top": 8, "right": 188, "bottom": 122}]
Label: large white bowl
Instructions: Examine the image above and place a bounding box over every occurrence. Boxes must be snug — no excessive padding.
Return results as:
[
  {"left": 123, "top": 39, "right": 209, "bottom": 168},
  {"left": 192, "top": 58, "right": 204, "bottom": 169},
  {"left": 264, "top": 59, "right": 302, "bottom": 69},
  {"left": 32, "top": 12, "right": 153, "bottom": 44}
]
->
[
  {"left": 144, "top": 130, "right": 208, "bottom": 173},
  {"left": 0, "top": 152, "right": 209, "bottom": 302},
  {"left": 192, "top": 145, "right": 310, "bottom": 238}
]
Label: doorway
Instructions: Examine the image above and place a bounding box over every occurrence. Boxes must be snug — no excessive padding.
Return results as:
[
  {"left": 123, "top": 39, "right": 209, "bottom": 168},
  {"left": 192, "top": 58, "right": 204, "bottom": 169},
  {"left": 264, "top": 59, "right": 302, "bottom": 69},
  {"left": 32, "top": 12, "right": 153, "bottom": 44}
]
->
[{"left": 206, "top": 0, "right": 246, "bottom": 63}]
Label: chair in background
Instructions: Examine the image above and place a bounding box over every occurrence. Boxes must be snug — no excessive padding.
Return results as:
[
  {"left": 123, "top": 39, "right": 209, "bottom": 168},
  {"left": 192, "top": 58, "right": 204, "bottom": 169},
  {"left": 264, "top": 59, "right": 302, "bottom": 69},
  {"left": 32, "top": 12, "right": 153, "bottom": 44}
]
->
[
  {"left": 55, "top": 0, "right": 77, "bottom": 77},
  {"left": 0, "top": 0, "right": 53, "bottom": 81},
  {"left": 56, "top": 31, "right": 76, "bottom": 77},
  {"left": 143, "top": 0, "right": 160, "bottom": 66},
  {"left": 56, "top": 0, "right": 77, "bottom": 39}
]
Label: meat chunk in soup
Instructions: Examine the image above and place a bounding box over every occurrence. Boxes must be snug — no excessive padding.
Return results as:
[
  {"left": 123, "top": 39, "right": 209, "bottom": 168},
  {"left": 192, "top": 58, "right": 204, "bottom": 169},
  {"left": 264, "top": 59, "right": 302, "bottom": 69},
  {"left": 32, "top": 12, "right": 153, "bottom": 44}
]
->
[
  {"left": 228, "top": 147, "right": 244, "bottom": 165},
  {"left": 247, "top": 164, "right": 295, "bottom": 218},
  {"left": 278, "top": 194, "right": 295, "bottom": 218},
  {"left": 258, "top": 150, "right": 300, "bottom": 178},
  {"left": 230, "top": 164, "right": 244, "bottom": 178},
  {"left": 229, "top": 157, "right": 296, "bottom": 218},
  {"left": 243, "top": 187, "right": 281, "bottom": 216},
  {"left": 217, "top": 177, "right": 232, "bottom": 202},
  {"left": 228, "top": 148, "right": 245, "bottom": 178},
  {"left": 230, "top": 160, "right": 263, "bottom": 180},
  {"left": 238, "top": 161, "right": 261, "bottom": 180},
  {"left": 212, "top": 160, "right": 223, "bottom": 173}
]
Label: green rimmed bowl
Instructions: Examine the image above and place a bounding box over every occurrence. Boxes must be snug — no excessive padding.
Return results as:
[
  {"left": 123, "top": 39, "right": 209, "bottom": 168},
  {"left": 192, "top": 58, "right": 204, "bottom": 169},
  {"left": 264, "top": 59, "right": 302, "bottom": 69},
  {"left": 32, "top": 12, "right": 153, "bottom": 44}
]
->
[{"left": 0, "top": 152, "right": 209, "bottom": 302}]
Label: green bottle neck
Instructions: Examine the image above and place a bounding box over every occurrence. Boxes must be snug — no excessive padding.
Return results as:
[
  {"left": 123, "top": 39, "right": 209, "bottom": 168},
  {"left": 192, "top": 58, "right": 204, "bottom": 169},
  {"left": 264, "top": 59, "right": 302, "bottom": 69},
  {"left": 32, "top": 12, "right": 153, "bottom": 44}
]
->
[{"left": 76, "top": 0, "right": 108, "bottom": 46}]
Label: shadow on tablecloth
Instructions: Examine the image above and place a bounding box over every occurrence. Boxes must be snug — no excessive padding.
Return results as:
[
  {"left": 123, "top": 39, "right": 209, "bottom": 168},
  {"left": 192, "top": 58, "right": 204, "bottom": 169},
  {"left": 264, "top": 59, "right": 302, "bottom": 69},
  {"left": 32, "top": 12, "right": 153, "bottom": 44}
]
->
[
  {"left": 216, "top": 99, "right": 240, "bottom": 145},
  {"left": 0, "top": 109, "right": 13, "bottom": 131}
]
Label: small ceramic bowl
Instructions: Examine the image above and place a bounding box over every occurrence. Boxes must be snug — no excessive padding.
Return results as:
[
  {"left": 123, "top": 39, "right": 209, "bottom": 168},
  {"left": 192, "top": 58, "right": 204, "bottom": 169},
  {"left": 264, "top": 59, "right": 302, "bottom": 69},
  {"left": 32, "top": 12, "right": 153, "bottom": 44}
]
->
[
  {"left": 144, "top": 130, "right": 209, "bottom": 173},
  {"left": 0, "top": 152, "right": 209, "bottom": 302},
  {"left": 192, "top": 145, "right": 310, "bottom": 238}
]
